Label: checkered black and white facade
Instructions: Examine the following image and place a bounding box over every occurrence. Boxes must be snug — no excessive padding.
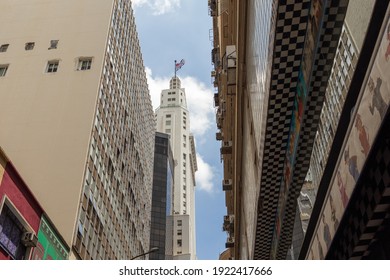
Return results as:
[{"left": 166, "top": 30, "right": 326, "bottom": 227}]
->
[
  {"left": 254, "top": 0, "right": 311, "bottom": 260},
  {"left": 254, "top": 0, "right": 349, "bottom": 259}
]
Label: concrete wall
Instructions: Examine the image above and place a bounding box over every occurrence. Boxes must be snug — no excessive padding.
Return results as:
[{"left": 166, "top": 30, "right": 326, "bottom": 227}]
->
[
  {"left": 0, "top": 0, "right": 113, "bottom": 246},
  {"left": 345, "top": 0, "right": 375, "bottom": 50}
]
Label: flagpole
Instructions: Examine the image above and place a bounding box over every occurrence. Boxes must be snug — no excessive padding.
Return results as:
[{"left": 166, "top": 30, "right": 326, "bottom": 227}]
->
[{"left": 174, "top": 60, "right": 177, "bottom": 78}]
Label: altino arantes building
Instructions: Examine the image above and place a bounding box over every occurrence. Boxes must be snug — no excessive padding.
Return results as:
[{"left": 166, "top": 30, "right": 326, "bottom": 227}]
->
[{"left": 155, "top": 76, "right": 198, "bottom": 260}]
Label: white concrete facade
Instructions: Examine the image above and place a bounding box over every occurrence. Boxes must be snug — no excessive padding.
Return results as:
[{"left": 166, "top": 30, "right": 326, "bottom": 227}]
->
[
  {"left": 155, "top": 77, "right": 197, "bottom": 260},
  {"left": 0, "top": 0, "right": 155, "bottom": 259}
]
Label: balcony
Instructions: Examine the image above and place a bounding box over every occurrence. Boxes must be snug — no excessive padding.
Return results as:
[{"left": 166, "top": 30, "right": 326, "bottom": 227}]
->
[{"left": 225, "top": 237, "right": 234, "bottom": 248}]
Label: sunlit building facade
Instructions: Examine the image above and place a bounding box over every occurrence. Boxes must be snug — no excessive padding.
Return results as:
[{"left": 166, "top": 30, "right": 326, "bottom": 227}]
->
[
  {"left": 0, "top": 0, "right": 155, "bottom": 259},
  {"left": 155, "top": 77, "right": 198, "bottom": 260}
]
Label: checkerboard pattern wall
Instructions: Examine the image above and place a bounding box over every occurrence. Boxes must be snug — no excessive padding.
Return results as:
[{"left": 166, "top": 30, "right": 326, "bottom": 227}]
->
[
  {"left": 253, "top": 0, "right": 349, "bottom": 259},
  {"left": 254, "top": 0, "right": 311, "bottom": 260},
  {"left": 275, "top": 0, "right": 349, "bottom": 259}
]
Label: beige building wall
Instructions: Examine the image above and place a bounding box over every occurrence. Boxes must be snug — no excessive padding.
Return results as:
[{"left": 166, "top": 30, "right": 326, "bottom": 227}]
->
[
  {"left": 345, "top": 0, "right": 375, "bottom": 50},
  {"left": 0, "top": 0, "right": 113, "bottom": 246}
]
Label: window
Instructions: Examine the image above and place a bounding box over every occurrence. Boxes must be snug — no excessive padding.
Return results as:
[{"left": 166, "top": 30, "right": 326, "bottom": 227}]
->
[
  {"left": 0, "top": 65, "right": 9, "bottom": 77},
  {"left": 166, "top": 120, "right": 171, "bottom": 125},
  {"left": 49, "top": 40, "right": 59, "bottom": 49},
  {"left": 0, "top": 204, "right": 27, "bottom": 259},
  {"left": 78, "top": 58, "right": 92, "bottom": 70},
  {"left": 177, "top": 230, "right": 182, "bottom": 236},
  {"left": 177, "top": 220, "right": 182, "bottom": 226},
  {"left": 25, "top": 42, "right": 35, "bottom": 50},
  {"left": 0, "top": 44, "right": 9, "bottom": 52},
  {"left": 177, "top": 239, "right": 182, "bottom": 247},
  {"left": 165, "top": 129, "right": 171, "bottom": 133},
  {"left": 166, "top": 114, "right": 171, "bottom": 118},
  {"left": 46, "top": 61, "right": 59, "bottom": 73}
]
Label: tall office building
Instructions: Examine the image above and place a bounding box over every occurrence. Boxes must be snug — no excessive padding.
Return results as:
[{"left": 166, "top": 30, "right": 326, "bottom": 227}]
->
[
  {"left": 155, "top": 76, "right": 198, "bottom": 260},
  {"left": 149, "top": 132, "right": 174, "bottom": 260},
  {"left": 309, "top": 0, "right": 375, "bottom": 192},
  {"left": 0, "top": 0, "right": 155, "bottom": 259}
]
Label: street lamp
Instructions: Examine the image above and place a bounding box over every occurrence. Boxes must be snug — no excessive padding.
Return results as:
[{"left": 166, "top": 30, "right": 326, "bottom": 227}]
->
[{"left": 130, "top": 247, "right": 159, "bottom": 260}]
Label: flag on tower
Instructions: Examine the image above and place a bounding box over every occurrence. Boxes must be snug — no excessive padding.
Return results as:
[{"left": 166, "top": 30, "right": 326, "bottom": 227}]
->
[{"left": 175, "top": 59, "right": 185, "bottom": 72}]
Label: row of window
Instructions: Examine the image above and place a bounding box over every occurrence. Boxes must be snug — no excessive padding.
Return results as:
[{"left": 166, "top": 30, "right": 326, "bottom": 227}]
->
[
  {"left": 0, "top": 40, "right": 59, "bottom": 53},
  {"left": 167, "top": 91, "right": 184, "bottom": 96},
  {"left": 0, "top": 57, "right": 92, "bottom": 77}
]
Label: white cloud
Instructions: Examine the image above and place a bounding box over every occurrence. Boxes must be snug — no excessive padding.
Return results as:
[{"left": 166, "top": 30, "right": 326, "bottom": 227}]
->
[
  {"left": 132, "top": 0, "right": 181, "bottom": 15},
  {"left": 145, "top": 67, "right": 215, "bottom": 137},
  {"left": 195, "top": 153, "right": 215, "bottom": 193}
]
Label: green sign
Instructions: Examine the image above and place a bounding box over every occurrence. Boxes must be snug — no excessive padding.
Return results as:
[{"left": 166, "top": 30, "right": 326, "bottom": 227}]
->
[{"left": 31, "top": 216, "right": 69, "bottom": 260}]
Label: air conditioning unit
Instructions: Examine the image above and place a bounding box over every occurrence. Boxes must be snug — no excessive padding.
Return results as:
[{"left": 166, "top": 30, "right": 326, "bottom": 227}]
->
[
  {"left": 220, "top": 141, "right": 232, "bottom": 154},
  {"left": 21, "top": 232, "right": 38, "bottom": 247},
  {"left": 214, "top": 93, "right": 219, "bottom": 107},
  {"left": 222, "top": 179, "right": 232, "bottom": 191},
  {"left": 216, "top": 114, "right": 223, "bottom": 129},
  {"left": 223, "top": 215, "right": 234, "bottom": 232},
  {"left": 222, "top": 223, "right": 230, "bottom": 232},
  {"left": 225, "top": 237, "right": 234, "bottom": 248}
]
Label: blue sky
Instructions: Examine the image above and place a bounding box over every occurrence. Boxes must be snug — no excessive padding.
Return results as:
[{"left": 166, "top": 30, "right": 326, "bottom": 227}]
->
[{"left": 132, "top": 1, "right": 227, "bottom": 260}]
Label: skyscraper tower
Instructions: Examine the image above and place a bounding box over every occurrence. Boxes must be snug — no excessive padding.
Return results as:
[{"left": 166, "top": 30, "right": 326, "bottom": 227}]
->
[
  {"left": 155, "top": 75, "right": 198, "bottom": 260},
  {"left": 0, "top": 0, "right": 155, "bottom": 259}
]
